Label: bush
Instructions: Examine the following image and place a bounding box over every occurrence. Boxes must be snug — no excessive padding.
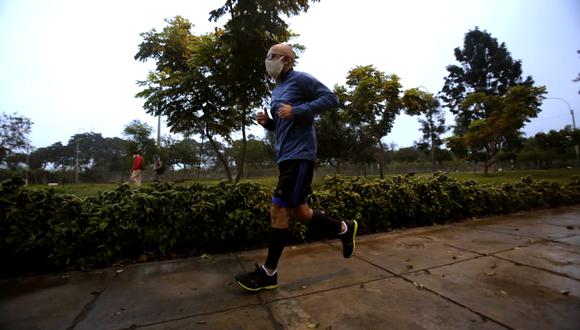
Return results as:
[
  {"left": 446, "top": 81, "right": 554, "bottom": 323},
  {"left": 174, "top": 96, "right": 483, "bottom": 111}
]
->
[{"left": 1, "top": 173, "right": 579, "bottom": 277}]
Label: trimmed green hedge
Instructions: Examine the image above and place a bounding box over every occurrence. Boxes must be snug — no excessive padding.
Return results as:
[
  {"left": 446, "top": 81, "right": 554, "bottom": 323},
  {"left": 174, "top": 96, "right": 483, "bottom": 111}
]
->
[{"left": 1, "top": 174, "right": 579, "bottom": 277}]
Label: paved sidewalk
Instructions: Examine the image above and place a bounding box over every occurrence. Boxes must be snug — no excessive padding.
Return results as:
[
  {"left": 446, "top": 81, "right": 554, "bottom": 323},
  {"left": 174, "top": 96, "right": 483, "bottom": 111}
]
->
[{"left": 1, "top": 206, "right": 579, "bottom": 330}]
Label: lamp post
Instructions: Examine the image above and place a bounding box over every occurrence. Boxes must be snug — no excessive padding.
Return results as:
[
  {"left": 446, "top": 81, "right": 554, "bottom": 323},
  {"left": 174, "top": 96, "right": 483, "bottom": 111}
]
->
[
  {"left": 417, "top": 86, "right": 437, "bottom": 172},
  {"left": 545, "top": 97, "right": 578, "bottom": 165}
]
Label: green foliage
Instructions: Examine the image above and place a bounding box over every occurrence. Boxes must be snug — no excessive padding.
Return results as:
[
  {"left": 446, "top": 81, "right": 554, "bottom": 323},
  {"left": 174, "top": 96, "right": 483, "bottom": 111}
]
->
[
  {"left": 337, "top": 65, "right": 404, "bottom": 177},
  {"left": 441, "top": 28, "right": 547, "bottom": 174},
  {"left": 2, "top": 173, "right": 579, "bottom": 277},
  {"left": 0, "top": 112, "right": 32, "bottom": 165},
  {"left": 123, "top": 119, "right": 156, "bottom": 158}
]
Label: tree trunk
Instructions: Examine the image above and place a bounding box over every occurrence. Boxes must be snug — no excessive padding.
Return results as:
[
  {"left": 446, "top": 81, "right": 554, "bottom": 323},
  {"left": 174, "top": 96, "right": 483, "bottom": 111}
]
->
[
  {"left": 197, "top": 136, "right": 204, "bottom": 180},
  {"left": 430, "top": 129, "right": 436, "bottom": 172},
  {"left": 378, "top": 140, "right": 385, "bottom": 179},
  {"left": 206, "top": 133, "right": 232, "bottom": 181},
  {"left": 235, "top": 112, "right": 247, "bottom": 183}
]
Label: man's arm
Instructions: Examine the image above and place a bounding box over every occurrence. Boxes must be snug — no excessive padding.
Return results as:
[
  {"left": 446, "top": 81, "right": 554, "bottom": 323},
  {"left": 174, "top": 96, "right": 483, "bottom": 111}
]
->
[
  {"left": 257, "top": 111, "right": 276, "bottom": 131},
  {"left": 291, "top": 72, "right": 339, "bottom": 117}
]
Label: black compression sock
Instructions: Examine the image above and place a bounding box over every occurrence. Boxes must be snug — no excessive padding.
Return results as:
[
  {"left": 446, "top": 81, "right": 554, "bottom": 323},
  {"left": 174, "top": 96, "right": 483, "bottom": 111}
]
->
[
  {"left": 311, "top": 210, "right": 342, "bottom": 236},
  {"left": 264, "top": 228, "right": 289, "bottom": 271}
]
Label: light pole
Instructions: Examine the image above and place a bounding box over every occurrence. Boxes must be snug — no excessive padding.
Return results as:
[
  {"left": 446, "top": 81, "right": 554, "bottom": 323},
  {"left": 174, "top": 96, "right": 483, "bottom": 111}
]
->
[
  {"left": 545, "top": 97, "right": 578, "bottom": 165},
  {"left": 417, "top": 86, "right": 437, "bottom": 172},
  {"left": 157, "top": 114, "right": 161, "bottom": 147}
]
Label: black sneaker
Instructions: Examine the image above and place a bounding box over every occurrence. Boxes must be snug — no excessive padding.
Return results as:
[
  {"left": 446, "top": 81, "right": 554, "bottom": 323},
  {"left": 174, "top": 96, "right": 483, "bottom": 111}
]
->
[
  {"left": 340, "top": 220, "right": 358, "bottom": 258},
  {"left": 235, "top": 264, "right": 278, "bottom": 292}
]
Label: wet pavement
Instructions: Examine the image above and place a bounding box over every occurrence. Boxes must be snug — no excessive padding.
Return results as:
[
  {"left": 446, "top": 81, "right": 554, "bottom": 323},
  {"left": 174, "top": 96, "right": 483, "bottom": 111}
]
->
[{"left": 1, "top": 206, "right": 579, "bottom": 330}]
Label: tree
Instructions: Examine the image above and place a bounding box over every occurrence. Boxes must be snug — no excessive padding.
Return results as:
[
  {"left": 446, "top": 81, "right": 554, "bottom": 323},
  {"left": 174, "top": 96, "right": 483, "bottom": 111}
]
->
[
  {"left": 402, "top": 89, "right": 448, "bottom": 171},
  {"left": 165, "top": 137, "right": 199, "bottom": 170},
  {"left": 137, "top": 1, "right": 316, "bottom": 182},
  {"left": 122, "top": 120, "right": 156, "bottom": 159},
  {"left": 208, "top": 0, "right": 315, "bottom": 182},
  {"left": 136, "top": 17, "right": 238, "bottom": 180},
  {"left": 393, "top": 147, "right": 423, "bottom": 164},
  {"left": 315, "top": 85, "right": 355, "bottom": 173},
  {"left": 338, "top": 65, "right": 403, "bottom": 178},
  {"left": 0, "top": 112, "right": 32, "bottom": 166},
  {"left": 441, "top": 28, "right": 546, "bottom": 174},
  {"left": 227, "top": 135, "right": 274, "bottom": 178}
]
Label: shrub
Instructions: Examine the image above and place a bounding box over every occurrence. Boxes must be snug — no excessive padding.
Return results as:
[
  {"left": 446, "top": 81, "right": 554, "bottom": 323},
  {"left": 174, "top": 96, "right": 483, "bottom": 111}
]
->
[{"left": 1, "top": 174, "right": 578, "bottom": 277}]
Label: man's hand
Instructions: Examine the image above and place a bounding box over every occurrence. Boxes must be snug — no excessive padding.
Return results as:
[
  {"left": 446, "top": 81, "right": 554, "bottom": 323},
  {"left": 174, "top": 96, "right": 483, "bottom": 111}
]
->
[
  {"left": 257, "top": 111, "right": 269, "bottom": 126},
  {"left": 278, "top": 103, "right": 293, "bottom": 120}
]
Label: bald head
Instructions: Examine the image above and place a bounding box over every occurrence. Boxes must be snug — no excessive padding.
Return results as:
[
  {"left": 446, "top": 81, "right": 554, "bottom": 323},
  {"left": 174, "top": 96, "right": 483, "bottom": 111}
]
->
[{"left": 268, "top": 44, "right": 295, "bottom": 66}]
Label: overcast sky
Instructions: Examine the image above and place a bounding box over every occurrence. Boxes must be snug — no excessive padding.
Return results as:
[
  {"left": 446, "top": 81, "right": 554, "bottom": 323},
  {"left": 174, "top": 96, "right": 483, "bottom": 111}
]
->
[{"left": 1, "top": 0, "right": 579, "bottom": 150}]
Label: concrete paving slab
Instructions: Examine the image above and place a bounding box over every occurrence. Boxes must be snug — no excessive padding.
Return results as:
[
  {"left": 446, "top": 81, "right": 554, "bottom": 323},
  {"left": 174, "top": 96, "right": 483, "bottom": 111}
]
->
[
  {"left": 555, "top": 234, "right": 580, "bottom": 246},
  {"left": 237, "top": 242, "right": 390, "bottom": 301},
  {"left": 495, "top": 241, "right": 580, "bottom": 280},
  {"left": 74, "top": 255, "right": 259, "bottom": 330},
  {"left": 407, "top": 257, "right": 580, "bottom": 330},
  {"left": 139, "top": 305, "right": 274, "bottom": 330},
  {"left": 0, "top": 270, "right": 112, "bottom": 330},
  {"left": 420, "top": 226, "right": 539, "bottom": 254},
  {"left": 468, "top": 220, "right": 578, "bottom": 240},
  {"left": 268, "top": 277, "right": 504, "bottom": 330},
  {"left": 336, "top": 230, "right": 480, "bottom": 275},
  {"left": 532, "top": 206, "right": 580, "bottom": 226}
]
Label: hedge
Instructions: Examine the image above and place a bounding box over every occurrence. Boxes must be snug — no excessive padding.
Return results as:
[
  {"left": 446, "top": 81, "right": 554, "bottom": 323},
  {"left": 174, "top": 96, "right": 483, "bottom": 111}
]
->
[{"left": 1, "top": 173, "right": 579, "bottom": 277}]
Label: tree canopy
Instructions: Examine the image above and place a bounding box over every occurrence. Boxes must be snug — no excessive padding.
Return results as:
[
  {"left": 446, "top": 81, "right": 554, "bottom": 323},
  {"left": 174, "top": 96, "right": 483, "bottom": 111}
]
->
[
  {"left": 441, "top": 28, "right": 546, "bottom": 173},
  {"left": 0, "top": 112, "right": 32, "bottom": 166}
]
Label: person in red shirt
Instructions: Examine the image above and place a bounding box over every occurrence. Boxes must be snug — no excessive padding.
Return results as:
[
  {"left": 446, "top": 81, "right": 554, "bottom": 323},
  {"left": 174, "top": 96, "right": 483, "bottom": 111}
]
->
[{"left": 131, "top": 153, "right": 144, "bottom": 185}]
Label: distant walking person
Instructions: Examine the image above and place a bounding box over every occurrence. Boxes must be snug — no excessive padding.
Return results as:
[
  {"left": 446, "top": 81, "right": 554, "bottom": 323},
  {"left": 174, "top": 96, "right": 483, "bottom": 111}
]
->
[
  {"left": 235, "top": 44, "right": 358, "bottom": 292},
  {"left": 152, "top": 155, "right": 164, "bottom": 182},
  {"left": 131, "top": 153, "right": 144, "bottom": 185}
]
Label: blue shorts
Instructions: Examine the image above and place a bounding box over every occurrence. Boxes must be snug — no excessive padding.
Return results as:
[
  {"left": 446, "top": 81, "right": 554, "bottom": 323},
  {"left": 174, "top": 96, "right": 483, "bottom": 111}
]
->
[{"left": 272, "top": 160, "right": 314, "bottom": 208}]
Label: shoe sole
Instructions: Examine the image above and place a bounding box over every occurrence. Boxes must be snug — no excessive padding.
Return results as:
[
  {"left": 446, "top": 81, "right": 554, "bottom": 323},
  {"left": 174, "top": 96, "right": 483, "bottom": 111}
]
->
[
  {"left": 344, "top": 220, "right": 358, "bottom": 258},
  {"left": 235, "top": 280, "right": 278, "bottom": 292}
]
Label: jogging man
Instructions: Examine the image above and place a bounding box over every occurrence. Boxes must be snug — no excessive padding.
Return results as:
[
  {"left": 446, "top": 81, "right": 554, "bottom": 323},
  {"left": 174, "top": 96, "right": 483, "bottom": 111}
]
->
[{"left": 235, "top": 44, "right": 358, "bottom": 292}]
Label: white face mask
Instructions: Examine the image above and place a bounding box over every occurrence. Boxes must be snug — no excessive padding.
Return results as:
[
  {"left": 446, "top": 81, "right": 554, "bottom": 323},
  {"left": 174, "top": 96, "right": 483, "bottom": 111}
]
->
[{"left": 265, "top": 56, "right": 285, "bottom": 79}]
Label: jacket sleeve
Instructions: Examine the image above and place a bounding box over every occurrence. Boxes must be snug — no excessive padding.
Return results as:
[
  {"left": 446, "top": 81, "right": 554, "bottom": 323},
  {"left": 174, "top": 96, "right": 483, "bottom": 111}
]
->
[
  {"left": 291, "top": 72, "right": 339, "bottom": 118},
  {"left": 261, "top": 118, "right": 276, "bottom": 131}
]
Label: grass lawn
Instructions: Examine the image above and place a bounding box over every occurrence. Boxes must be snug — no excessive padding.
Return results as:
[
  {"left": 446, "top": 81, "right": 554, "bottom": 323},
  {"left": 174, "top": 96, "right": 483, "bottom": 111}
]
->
[{"left": 27, "top": 168, "right": 580, "bottom": 197}]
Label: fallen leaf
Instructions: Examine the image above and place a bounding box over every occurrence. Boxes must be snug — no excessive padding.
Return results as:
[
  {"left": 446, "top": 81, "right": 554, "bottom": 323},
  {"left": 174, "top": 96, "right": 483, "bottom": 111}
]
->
[
  {"left": 301, "top": 285, "right": 308, "bottom": 289},
  {"left": 486, "top": 272, "right": 496, "bottom": 276},
  {"left": 500, "top": 290, "right": 507, "bottom": 295},
  {"left": 116, "top": 269, "right": 124, "bottom": 274},
  {"left": 308, "top": 322, "right": 319, "bottom": 328}
]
